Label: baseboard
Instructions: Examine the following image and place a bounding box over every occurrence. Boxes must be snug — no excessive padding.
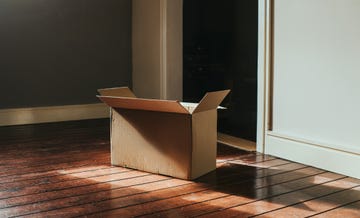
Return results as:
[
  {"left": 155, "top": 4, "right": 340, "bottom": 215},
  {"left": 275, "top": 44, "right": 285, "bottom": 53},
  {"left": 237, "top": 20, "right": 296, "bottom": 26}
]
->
[
  {"left": 0, "top": 103, "right": 110, "bottom": 126},
  {"left": 217, "top": 132, "right": 256, "bottom": 151},
  {"left": 265, "top": 132, "right": 360, "bottom": 179}
]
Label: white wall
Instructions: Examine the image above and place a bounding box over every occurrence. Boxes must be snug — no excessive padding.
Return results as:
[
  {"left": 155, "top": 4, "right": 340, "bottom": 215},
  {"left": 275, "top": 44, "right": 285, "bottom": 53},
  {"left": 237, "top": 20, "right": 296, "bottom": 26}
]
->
[
  {"left": 132, "top": 0, "right": 182, "bottom": 100},
  {"left": 264, "top": 0, "right": 360, "bottom": 179},
  {"left": 132, "top": 0, "right": 161, "bottom": 99},
  {"left": 164, "top": 0, "right": 183, "bottom": 100}
]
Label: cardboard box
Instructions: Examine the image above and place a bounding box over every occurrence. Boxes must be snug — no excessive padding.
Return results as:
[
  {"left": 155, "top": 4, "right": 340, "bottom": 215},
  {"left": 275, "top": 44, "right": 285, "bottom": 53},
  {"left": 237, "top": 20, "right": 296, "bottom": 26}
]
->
[{"left": 97, "top": 87, "right": 230, "bottom": 180}]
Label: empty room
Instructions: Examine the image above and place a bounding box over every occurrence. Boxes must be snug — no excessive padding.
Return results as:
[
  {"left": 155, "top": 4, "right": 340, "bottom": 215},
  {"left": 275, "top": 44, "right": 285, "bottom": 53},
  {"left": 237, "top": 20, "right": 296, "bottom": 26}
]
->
[{"left": 0, "top": 0, "right": 359, "bottom": 217}]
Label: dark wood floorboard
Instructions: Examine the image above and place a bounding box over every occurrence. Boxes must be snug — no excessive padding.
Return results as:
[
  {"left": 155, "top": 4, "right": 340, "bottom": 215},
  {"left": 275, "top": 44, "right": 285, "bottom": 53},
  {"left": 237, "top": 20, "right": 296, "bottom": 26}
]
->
[{"left": 0, "top": 119, "right": 359, "bottom": 218}]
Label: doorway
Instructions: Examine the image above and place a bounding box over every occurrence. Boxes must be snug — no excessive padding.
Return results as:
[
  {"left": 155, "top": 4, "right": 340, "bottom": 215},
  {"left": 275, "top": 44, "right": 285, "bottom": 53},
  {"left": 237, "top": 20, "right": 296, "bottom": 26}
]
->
[{"left": 183, "top": 0, "right": 258, "bottom": 148}]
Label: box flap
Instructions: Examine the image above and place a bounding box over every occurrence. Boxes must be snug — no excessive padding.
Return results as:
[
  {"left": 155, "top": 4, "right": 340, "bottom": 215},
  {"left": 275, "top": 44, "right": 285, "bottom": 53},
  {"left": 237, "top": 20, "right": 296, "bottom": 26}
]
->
[
  {"left": 98, "top": 96, "right": 190, "bottom": 114},
  {"left": 193, "top": 89, "right": 230, "bottom": 113},
  {"left": 98, "top": 87, "right": 136, "bottom": 98}
]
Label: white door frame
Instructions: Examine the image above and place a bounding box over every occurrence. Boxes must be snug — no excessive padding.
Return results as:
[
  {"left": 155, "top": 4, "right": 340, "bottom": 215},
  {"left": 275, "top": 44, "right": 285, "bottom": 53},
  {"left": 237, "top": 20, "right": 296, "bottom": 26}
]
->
[
  {"left": 138, "top": 0, "right": 270, "bottom": 152},
  {"left": 256, "top": 0, "right": 272, "bottom": 153},
  {"left": 257, "top": 0, "right": 360, "bottom": 179},
  {"left": 161, "top": 0, "right": 360, "bottom": 179}
]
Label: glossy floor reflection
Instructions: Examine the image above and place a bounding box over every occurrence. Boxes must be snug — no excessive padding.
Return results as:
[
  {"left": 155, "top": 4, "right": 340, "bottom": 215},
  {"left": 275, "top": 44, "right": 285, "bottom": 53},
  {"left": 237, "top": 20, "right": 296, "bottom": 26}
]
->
[{"left": 0, "top": 119, "right": 359, "bottom": 217}]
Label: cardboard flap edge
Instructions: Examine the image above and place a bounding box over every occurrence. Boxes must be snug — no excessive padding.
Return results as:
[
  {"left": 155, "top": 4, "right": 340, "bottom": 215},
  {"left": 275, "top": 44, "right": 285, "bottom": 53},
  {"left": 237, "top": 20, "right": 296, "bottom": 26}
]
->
[
  {"left": 97, "top": 87, "right": 136, "bottom": 98},
  {"left": 97, "top": 95, "right": 191, "bottom": 114},
  {"left": 193, "top": 90, "right": 230, "bottom": 113}
]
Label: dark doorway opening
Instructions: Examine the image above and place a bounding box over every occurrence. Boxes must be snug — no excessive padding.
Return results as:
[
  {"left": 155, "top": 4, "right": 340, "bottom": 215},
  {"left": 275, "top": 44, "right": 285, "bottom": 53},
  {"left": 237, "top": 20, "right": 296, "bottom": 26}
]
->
[{"left": 183, "top": 0, "right": 258, "bottom": 142}]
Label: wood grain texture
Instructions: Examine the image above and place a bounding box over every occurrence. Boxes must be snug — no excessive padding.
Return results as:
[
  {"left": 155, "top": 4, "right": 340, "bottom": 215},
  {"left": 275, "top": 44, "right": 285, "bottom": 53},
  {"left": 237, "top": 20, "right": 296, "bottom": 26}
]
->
[
  {"left": 218, "top": 132, "right": 257, "bottom": 151},
  {"left": 0, "top": 119, "right": 359, "bottom": 217}
]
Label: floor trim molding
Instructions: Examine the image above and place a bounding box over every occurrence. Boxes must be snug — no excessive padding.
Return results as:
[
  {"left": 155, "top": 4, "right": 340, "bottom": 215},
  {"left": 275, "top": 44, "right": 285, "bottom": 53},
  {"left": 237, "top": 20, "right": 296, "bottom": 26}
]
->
[
  {"left": 0, "top": 103, "right": 110, "bottom": 126},
  {"left": 265, "top": 133, "right": 360, "bottom": 179}
]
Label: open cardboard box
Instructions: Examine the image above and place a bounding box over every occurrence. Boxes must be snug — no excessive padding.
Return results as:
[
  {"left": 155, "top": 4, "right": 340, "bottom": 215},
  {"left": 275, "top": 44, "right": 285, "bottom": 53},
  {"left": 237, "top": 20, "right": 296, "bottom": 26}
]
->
[{"left": 97, "top": 87, "right": 230, "bottom": 180}]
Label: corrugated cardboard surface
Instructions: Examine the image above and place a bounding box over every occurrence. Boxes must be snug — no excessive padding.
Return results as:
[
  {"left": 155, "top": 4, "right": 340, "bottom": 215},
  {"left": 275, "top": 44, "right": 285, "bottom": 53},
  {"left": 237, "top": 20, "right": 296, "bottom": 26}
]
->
[
  {"left": 98, "top": 96, "right": 189, "bottom": 114},
  {"left": 193, "top": 90, "right": 230, "bottom": 113},
  {"left": 111, "top": 108, "right": 193, "bottom": 179},
  {"left": 98, "top": 87, "right": 136, "bottom": 98},
  {"left": 98, "top": 87, "right": 230, "bottom": 180},
  {"left": 98, "top": 87, "right": 230, "bottom": 114},
  {"left": 191, "top": 109, "right": 217, "bottom": 179}
]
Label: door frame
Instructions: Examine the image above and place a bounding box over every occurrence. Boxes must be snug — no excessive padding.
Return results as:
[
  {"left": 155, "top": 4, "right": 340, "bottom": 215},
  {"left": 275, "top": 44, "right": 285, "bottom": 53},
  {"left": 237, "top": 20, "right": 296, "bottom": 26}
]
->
[
  {"left": 257, "top": 0, "right": 360, "bottom": 179},
  {"left": 256, "top": 0, "right": 272, "bottom": 153},
  {"left": 134, "top": 0, "right": 270, "bottom": 152}
]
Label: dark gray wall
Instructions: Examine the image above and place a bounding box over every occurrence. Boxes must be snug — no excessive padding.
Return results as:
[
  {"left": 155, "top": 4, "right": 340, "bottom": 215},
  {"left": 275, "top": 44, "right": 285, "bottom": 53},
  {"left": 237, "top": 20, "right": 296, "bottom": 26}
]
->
[{"left": 0, "top": 0, "right": 132, "bottom": 109}]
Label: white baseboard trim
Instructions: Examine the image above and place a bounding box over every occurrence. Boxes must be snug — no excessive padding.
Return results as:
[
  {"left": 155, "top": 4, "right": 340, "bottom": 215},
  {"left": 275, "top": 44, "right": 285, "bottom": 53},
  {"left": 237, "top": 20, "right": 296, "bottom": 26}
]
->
[
  {"left": 267, "top": 131, "right": 360, "bottom": 155},
  {"left": 0, "top": 103, "right": 110, "bottom": 126},
  {"left": 265, "top": 133, "right": 360, "bottom": 179}
]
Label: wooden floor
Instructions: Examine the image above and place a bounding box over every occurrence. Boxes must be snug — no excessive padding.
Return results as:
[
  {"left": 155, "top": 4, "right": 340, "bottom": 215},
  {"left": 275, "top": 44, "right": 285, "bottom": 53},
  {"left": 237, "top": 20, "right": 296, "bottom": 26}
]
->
[
  {"left": 0, "top": 119, "right": 359, "bottom": 218},
  {"left": 217, "top": 133, "right": 256, "bottom": 152}
]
